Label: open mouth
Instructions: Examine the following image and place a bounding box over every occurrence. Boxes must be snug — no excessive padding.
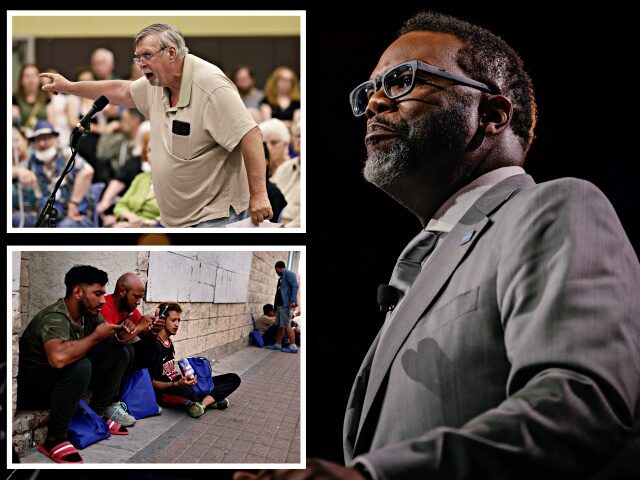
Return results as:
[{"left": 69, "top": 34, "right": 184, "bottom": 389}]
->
[{"left": 145, "top": 72, "right": 154, "bottom": 80}]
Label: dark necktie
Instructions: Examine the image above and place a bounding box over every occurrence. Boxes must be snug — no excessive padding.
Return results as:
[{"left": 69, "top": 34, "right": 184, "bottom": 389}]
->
[{"left": 378, "top": 230, "right": 440, "bottom": 341}]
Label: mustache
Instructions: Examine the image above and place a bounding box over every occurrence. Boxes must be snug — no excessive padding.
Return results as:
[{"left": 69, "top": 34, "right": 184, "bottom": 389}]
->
[{"left": 367, "top": 115, "right": 411, "bottom": 138}]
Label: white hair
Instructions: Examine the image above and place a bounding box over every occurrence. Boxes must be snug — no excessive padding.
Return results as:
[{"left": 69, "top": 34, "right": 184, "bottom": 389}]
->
[
  {"left": 134, "top": 24, "right": 188, "bottom": 58},
  {"left": 259, "top": 118, "right": 290, "bottom": 143}
]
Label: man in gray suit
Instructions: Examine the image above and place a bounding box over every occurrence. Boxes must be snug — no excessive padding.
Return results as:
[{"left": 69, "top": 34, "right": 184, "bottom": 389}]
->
[{"left": 234, "top": 10, "right": 640, "bottom": 480}]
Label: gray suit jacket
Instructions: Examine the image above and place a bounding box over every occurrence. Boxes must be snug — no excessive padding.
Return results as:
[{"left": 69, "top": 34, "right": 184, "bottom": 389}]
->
[{"left": 344, "top": 175, "right": 640, "bottom": 479}]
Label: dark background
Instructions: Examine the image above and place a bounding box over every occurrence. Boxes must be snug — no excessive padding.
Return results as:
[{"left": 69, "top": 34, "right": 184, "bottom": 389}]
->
[
  {"left": 5, "top": 1, "right": 638, "bottom": 478},
  {"left": 33, "top": 36, "right": 300, "bottom": 87},
  {"left": 306, "top": 0, "right": 637, "bottom": 466}
]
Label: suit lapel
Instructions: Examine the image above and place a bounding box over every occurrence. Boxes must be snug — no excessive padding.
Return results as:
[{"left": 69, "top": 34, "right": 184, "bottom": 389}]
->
[{"left": 353, "top": 174, "right": 534, "bottom": 454}]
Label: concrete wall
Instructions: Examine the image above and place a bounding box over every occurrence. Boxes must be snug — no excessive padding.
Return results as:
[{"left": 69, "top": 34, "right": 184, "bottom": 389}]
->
[
  {"left": 146, "top": 251, "right": 252, "bottom": 303},
  {"left": 26, "top": 251, "right": 139, "bottom": 328}
]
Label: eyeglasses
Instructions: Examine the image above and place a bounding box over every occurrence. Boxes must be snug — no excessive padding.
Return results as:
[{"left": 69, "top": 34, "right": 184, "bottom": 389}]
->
[
  {"left": 133, "top": 47, "right": 167, "bottom": 65},
  {"left": 349, "top": 60, "right": 494, "bottom": 117}
]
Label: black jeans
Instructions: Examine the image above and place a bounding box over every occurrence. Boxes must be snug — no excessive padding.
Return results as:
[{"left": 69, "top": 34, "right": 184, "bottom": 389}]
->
[
  {"left": 17, "top": 341, "right": 129, "bottom": 437},
  {"left": 158, "top": 373, "right": 242, "bottom": 405}
]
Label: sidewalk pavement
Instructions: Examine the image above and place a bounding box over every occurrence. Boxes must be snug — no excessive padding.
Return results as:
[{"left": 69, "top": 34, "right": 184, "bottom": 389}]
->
[{"left": 20, "top": 345, "right": 301, "bottom": 465}]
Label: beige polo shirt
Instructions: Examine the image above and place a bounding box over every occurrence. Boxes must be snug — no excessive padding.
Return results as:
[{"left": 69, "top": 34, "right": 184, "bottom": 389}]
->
[{"left": 130, "top": 54, "right": 256, "bottom": 227}]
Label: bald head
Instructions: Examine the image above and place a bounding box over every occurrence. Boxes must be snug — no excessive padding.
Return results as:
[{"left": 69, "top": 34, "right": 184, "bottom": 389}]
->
[
  {"left": 116, "top": 272, "right": 145, "bottom": 292},
  {"left": 91, "top": 48, "right": 115, "bottom": 80},
  {"left": 114, "top": 273, "right": 146, "bottom": 313}
]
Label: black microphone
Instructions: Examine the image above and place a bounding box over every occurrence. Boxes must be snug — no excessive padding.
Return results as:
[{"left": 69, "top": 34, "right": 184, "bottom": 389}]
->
[
  {"left": 377, "top": 284, "right": 400, "bottom": 312},
  {"left": 73, "top": 95, "right": 109, "bottom": 131}
]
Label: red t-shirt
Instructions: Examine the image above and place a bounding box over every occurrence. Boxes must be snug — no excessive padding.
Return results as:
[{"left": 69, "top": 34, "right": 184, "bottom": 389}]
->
[{"left": 101, "top": 293, "right": 143, "bottom": 325}]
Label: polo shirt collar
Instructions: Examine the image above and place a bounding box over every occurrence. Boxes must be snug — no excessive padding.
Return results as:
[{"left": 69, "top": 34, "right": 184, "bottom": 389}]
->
[{"left": 161, "top": 54, "right": 194, "bottom": 110}]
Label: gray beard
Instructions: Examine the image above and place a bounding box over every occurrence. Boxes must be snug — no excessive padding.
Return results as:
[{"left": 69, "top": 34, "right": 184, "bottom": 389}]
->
[
  {"left": 362, "top": 103, "right": 472, "bottom": 190},
  {"left": 363, "top": 138, "right": 414, "bottom": 189}
]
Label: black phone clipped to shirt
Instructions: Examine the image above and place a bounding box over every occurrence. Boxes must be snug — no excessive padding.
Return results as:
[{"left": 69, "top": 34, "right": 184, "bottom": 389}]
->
[{"left": 172, "top": 120, "right": 190, "bottom": 136}]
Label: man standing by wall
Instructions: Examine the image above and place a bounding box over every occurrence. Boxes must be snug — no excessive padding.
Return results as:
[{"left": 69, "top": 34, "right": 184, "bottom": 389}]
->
[{"left": 266, "top": 261, "right": 298, "bottom": 353}]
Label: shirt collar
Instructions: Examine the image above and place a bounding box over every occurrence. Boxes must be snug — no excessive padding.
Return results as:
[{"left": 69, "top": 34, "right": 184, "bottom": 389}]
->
[
  {"left": 160, "top": 54, "right": 193, "bottom": 110},
  {"left": 425, "top": 166, "right": 526, "bottom": 233}
]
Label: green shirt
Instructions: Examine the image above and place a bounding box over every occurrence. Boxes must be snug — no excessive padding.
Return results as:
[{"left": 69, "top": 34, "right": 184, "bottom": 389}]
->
[{"left": 19, "top": 298, "right": 105, "bottom": 369}]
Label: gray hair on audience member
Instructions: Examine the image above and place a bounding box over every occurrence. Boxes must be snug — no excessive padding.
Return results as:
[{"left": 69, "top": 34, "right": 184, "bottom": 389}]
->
[
  {"left": 134, "top": 24, "right": 188, "bottom": 58},
  {"left": 259, "top": 118, "right": 291, "bottom": 144}
]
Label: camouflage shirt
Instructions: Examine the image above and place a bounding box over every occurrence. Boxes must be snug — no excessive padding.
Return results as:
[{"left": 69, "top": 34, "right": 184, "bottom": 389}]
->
[{"left": 19, "top": 298, "right": 105, "bottom": 369}]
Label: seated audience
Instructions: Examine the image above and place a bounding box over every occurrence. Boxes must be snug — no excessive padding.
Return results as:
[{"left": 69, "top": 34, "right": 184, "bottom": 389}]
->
[
  {"left": 12, "top": 120, "right": 95, "bottom": 228},
  {"left": 260, "top": 66, "right": 301, "bottom": 123},
  {"left": 111, "top": 132, "right": 160, "bottom": 227}
]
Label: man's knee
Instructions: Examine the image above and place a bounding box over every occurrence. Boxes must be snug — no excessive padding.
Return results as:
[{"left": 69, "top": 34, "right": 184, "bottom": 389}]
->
[
  {"left": 65, "top": 357, "right": 93, "bottom": 387},
  {"left": 93, "top": 342, "right": 131, "bottom": 372}
]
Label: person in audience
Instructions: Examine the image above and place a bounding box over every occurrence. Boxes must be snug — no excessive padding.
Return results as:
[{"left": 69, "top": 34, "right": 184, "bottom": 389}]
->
[
  {"left": 91, "top": 48, "right": 118, "bottom": 81},
  {"left": 96, "top": 108, "right": 145, "bottom": 182},
  {"left": 231, "top": 65, "right": 265, "bottom": 113},
  {"left": 289, "top": 120, "right": 301, "bottom": 158},
  {"left": 17, "top": 266, "right": 135, "bottom": 463},
  {"left": 90, "top": 48, "right": 122, "bottom": 119},
  {"left": 13, "top": 64, "right": 53, "bottom": 129},
  {"left": 150, "top": 302, "right": 241, "bottom": 418},
  {"left": 260, "top": 66, "right": 301, "bottom": 123},
  {"left": 260, "top": 118, "right": 300, "bottom": 227},
  {"left": 96, "top": 121, "right": 150, "bottom": 220},
  {"left": 112, "top": 132, "right": 161, "bottom": 227},
  {"left": 67, "top": 67, "right": 114, "bottom": 183},
  {"left": 12, "top": 120, "right": 95, "bottom": 228},
  {"left": 43, "top": 68, "right": 72, "bottom": 148}
]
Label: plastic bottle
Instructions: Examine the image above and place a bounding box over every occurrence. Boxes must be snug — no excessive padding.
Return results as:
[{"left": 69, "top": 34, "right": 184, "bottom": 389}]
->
[{"left": 178, "top": 358, "right": 195, "bottom": 379}]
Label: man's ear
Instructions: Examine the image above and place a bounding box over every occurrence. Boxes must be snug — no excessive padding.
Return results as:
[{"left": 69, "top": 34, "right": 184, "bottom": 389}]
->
[
  {"left": 479, "top": 95, "right": 513, "bottom": 137},
  {"left": 73, "top": 285, "right": 83, "bottom": 299}
]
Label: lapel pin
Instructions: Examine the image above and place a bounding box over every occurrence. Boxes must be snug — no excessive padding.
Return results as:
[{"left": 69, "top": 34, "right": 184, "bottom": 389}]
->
[{"left": 459, "top": 229, "right": 476, "bottom": 245}]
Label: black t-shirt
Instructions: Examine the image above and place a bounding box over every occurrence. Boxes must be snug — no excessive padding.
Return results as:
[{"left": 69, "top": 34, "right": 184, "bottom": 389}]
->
[
  {"left": 114, "top": 156, "right": 143, "bottom": 189},
  {"left": 152, "top": 338, "right": 182, "bottom": 383},
  {"left": 274, "top": 277, "right": 283, "bottom": 307}
]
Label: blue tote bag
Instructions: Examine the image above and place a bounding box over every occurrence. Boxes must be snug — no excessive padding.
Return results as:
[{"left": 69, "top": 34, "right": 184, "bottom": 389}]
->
[
  {"left": 120, "top": 368, "right": 161, "bottom": 419},
  {"left": 68, "top": 399, "right": 110, "bottom": 449},
  {"left": 250, "top": 314, "right": 264, "bottom": 347},
  {"left": 180, "top": 357, "right": 214, "bottom": 397}
]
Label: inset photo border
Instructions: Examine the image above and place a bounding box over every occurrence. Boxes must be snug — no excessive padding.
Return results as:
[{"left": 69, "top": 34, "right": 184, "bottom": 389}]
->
[
  {"left": 8, "top": 245, "right": 305, "bottom": 469},
  {"left": 8, "top": 10, "right": 305, "bottom": 233}
]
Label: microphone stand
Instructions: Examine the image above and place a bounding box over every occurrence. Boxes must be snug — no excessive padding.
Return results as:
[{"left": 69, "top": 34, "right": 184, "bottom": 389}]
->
[{"left": 34, "top": 126, "right": 89, "bottom": 227}]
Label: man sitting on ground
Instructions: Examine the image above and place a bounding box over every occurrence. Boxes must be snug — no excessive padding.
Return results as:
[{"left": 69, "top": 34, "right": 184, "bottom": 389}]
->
[
  {"left": 149, "top": 302, "right": 241, "bottom": 418},
  {"left": 256, "top": 303, "right": 277, "bottom": 345},
  {"left": 100, "top": 272, "right": 164, "bottom": 426},
  {"left": 17, "top": 265, "right": 136, "bottom": 463}
]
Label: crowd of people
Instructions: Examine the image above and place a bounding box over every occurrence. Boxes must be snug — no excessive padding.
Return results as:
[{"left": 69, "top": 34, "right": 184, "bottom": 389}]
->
[{"left": 12, "top": 27, "right": 301, "bottom": 228}]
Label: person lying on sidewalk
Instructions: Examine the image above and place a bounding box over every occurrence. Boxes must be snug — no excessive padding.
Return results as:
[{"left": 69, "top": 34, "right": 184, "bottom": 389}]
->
[
  {"left": 101, "top": 272, "right": 165, "bottom": 427},
  {"left": 17, "top": 265, "right": 137, "bottom": 464},
  {"left": 149, "top": 302, "right": 241, "bottom": 418}
]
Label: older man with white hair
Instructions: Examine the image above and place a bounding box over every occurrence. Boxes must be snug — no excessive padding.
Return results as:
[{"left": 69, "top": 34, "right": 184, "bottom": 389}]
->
[
  {"left": 41, "top": 24, "right": 272, "bottom": 227},
  {"left": 260, "top": 118, "right": 300, "bottom": 227}
]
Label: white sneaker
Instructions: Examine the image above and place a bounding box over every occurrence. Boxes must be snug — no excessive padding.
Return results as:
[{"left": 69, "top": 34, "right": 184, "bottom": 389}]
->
[{"left": 105, "top": 401, "right": 136, "bottom": 426}]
